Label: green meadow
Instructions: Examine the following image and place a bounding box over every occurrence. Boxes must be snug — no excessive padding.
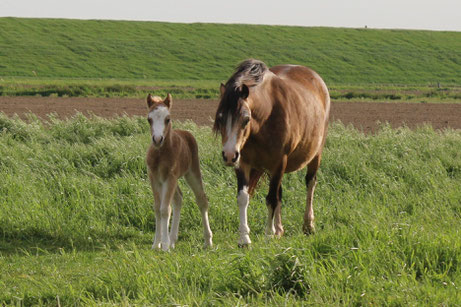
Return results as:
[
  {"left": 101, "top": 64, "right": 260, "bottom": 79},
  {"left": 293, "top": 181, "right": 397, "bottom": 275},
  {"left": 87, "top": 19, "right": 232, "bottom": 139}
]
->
[
  {"left": 1, "top": 17, "right": 461, "bottom": 305},
  {"left": 1, "top": 114, "right": 460, "bottom": 305},
  {"left": 1, "top": 17, "right": 461, "bottom": 101}
]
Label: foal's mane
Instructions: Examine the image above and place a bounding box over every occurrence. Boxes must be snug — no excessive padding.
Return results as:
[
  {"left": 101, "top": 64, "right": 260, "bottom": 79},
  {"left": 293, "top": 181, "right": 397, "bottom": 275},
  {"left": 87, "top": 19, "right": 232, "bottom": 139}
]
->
[{"left": 213, "top": 59, "right": 268, "bottom": 133}]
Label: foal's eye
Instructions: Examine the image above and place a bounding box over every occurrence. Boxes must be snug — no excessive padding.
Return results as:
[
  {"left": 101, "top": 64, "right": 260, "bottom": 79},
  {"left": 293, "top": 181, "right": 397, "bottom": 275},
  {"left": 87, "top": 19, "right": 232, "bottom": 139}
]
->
[
  {"left": 147, "top": 118, "right": 152, "bottom": 124},
  {"left": 165, "top": 117, "right": 170, "bottom": 124}
]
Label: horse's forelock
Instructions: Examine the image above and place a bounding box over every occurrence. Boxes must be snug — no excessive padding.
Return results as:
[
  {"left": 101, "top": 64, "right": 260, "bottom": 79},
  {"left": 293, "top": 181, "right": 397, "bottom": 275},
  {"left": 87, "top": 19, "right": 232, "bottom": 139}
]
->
[
  {"left": 213, "top": 59, "right": 267, "bottom": 133},
  {"left": 213, "top": 87, "right": 240, "bottom": 133}
]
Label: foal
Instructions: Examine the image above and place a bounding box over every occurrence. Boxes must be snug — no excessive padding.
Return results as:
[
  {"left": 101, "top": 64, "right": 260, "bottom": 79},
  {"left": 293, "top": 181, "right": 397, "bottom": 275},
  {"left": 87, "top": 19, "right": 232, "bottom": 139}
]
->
[{"left": 146, "top": 93, "right": 212, "bottom": 251}]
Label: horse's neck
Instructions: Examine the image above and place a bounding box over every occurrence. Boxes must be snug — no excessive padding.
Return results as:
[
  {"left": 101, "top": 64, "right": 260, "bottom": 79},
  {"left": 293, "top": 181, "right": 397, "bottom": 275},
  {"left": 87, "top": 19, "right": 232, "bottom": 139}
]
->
[{"left": 249, "top": 79, "right": 276, "bottom": 132}]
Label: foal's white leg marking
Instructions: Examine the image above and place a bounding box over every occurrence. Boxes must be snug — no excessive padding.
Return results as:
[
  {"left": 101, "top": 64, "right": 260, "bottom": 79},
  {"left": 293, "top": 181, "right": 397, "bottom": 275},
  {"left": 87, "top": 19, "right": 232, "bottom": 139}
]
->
[
  {"left": 159, "top": 181, "right": 173, "bottom": 251},
  {"left": 152, "top": 192, "right": 162, "bottom": 249},
  {"left": 237, "top": 185, "right": 251, "bottom": 245},
  {"left": 185, "top": 172, "right": 213, "bottom": 247},
  {"left": 304, "top": 179, "right": 317, "bottom": 233},
  {"left": 265, "top": 206, "right": 276, "bottom": 236},
  {"left": 169, "top": 187, "right": 182, "bottom": 249},
  {"left": 148, "top": 106, "right": 169, "bottom": 144}
]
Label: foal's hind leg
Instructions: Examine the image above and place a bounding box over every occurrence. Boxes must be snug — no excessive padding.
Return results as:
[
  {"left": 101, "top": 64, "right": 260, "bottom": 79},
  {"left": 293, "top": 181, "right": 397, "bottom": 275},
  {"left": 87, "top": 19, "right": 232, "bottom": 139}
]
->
[
  {"left": 185, "top": 169, "right": 212, "bottom": 247},
  {"left": 303, "top": 155, "right": 320, "bottom": 235},
  {"left": 169, "top": 186, "right": 183, "bottom": 249}
]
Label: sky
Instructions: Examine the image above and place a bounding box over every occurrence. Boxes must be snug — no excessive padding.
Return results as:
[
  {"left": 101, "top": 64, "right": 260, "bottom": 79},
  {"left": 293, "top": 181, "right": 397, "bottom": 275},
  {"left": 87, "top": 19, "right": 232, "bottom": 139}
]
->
[{"left": 1, "top": 0, "right": 460, "bottom": 32}]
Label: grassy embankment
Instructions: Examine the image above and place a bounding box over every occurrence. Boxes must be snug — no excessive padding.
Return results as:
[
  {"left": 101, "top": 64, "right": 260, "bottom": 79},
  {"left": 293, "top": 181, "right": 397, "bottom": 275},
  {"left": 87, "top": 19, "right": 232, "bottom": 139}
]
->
[
  {"left": 1, "top": 18, "right": 461, "bottom": 102},
  {"left": 1, "top": 114, "right": 460, "bottom": 305}
]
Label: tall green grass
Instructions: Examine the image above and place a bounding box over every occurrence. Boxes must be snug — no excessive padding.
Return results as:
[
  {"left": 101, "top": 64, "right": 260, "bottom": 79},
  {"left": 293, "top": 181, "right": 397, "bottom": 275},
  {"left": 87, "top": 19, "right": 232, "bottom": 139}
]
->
[
  {"left": 1, "top": 17, "right": 461, "bottom": 85},
  {"left": 1, "top": 114, "right": 460, "bottom": 305}
]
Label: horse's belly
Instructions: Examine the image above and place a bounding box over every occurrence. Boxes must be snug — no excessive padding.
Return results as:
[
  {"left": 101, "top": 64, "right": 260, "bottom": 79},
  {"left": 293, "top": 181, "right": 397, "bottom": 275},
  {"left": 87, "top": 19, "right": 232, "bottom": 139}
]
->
[{"left": 285, "top": 138, "right": 322, "bottom": 173}]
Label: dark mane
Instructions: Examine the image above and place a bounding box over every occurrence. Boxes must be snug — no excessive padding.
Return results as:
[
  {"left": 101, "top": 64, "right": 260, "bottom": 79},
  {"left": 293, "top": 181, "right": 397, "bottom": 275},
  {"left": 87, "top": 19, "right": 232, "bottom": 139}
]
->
[{"left": 213, "top": 59, "right": 268, "bottom": 132}]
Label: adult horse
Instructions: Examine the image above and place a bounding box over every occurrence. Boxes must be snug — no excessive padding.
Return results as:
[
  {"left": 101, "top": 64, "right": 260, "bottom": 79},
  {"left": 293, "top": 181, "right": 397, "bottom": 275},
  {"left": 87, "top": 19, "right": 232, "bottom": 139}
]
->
[{"left": 213, "top": 59, "right": 330, "bottom": 246}]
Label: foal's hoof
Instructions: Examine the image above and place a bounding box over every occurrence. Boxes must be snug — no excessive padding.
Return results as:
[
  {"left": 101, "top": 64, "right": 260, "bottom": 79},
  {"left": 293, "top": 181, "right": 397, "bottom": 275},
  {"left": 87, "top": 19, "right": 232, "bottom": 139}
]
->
[{"left": 238, "top": 243, "right": 251, "bottom": 249}]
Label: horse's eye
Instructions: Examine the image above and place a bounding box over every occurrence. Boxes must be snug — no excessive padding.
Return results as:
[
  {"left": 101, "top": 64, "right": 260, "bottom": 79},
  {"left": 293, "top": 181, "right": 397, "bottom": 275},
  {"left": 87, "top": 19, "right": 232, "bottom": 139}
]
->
[
  {"left": 147, "top": 118, "right": 152, "bottom": 124},
  {"left": 242, "top": 117, "right": 250, "bottom": 127},
  {"left": 165, "top": 117, "right": 170, "bottom": 124}
]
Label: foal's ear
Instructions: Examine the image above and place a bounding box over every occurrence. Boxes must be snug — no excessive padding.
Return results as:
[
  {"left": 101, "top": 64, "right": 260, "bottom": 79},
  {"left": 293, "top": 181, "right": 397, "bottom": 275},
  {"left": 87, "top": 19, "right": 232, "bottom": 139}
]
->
[
  {"left": 220, "top": 83, "right": 226, "bottom": 97},
  {"left": 147, "top": 94, "right": 154, "bottom": 108},
  {"left": 164, "top": 93, "right": 172, "bottom": 108},
  {"left": 239, "top": 84, "right": 249, "bottom": 99}
]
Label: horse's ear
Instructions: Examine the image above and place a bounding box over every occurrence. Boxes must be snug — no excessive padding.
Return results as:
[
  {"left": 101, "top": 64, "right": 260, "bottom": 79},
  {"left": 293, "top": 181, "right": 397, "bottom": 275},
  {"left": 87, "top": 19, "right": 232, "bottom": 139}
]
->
[
  {"left": 220, "top": 83, "right": 226, "bottom": 97},
  {"left": 164, "top": 93, "right": 172, "bottom": 108},
  {"left": 239, "top": 84, "right": 249, "bottom": 99},
  {"left": 147, "top": 94, "right": 154, "bottom": 108}
]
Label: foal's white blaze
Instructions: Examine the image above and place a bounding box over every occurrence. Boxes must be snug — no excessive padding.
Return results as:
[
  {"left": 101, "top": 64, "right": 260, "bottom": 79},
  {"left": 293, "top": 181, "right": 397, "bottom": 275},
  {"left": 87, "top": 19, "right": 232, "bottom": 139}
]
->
[
  {"left": 222, "top": 114, "right": 240, "bottom": 163},
  {"left": 149, "top": 106, "right": 169, "bottom": 144}
]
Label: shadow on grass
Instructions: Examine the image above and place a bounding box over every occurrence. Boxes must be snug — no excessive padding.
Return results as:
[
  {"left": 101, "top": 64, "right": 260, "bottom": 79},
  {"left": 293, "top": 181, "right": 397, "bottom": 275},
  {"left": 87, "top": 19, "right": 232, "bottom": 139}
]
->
[{"left": 0, "top": 229, "right": 150, "bottom": 256}]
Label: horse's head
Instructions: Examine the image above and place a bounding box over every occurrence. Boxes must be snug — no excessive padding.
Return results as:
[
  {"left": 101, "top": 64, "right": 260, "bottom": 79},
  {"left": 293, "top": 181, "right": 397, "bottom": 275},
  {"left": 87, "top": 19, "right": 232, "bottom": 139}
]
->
[
  {"left": 213, "top": 83, "right": 252, "bottom": 167},
  {"left": 146, "top": 93, "right": 172, "bottom": 148}
]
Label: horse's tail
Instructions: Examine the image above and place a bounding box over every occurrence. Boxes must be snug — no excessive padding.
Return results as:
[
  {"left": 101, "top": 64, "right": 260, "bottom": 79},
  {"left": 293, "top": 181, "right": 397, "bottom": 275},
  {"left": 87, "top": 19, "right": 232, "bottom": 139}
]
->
[{"left": 248, "top": 169, "right": 264, "bottom": 196}]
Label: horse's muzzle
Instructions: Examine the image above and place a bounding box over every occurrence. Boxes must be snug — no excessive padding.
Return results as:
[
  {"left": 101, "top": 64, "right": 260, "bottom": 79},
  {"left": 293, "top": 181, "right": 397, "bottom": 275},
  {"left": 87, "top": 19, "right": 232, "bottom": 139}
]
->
[{"left": 222, "top": 150, "right": 239, "bottom": 166}]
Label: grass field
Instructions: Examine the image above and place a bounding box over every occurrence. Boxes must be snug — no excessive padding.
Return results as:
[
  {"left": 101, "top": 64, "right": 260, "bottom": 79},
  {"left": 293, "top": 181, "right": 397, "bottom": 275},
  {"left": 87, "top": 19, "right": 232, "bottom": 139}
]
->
[
  {"left": 2, "top": 77, "right": 461, "bottom": 102},
  {"left": 1, "top": 114, "right": 460, "bottom": 305},
  {"left": 1, "top": 18, "right": 461, "bottom": 88}
]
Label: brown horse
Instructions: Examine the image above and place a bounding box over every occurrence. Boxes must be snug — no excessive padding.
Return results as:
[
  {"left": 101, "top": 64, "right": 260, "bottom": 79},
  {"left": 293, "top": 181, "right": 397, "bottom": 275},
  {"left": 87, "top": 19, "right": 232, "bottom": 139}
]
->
[
  {"left": 213, "top": 59, "right": 330, "bottom": 246},
  {"left": 146, "top": 93, "right": 212, "bottom": 251}
]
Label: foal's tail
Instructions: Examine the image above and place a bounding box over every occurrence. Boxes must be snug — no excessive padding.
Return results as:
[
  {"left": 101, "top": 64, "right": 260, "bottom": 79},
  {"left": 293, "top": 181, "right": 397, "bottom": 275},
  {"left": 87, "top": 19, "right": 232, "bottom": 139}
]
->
[{"left": 248, "top": 169, "right": 264, "bottom": 196}]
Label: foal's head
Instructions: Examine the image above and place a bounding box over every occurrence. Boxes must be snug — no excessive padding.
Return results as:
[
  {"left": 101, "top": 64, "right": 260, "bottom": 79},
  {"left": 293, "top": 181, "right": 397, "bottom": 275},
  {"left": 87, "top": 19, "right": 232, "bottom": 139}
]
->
[
  {"left": 213, "top": 84, "right": 252, "bottom": 166},
  {"left": 146, "top": 93, "right": 172, "bottom": 148}
]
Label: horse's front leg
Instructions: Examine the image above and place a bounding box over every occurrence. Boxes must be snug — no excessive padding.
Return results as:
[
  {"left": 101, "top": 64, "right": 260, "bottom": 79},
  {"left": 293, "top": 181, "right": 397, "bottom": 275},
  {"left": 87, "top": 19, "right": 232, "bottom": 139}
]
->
[
  {"left": 235, "top": 164, "right": 251, "bottom": 246},
  {"left": 266, "top": 155, "right": 287, "bottom": 237}
]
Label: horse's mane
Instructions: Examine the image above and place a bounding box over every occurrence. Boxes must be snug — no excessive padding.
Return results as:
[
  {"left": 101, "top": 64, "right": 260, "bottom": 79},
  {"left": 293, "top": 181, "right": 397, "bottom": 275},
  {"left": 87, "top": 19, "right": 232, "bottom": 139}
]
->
[
  {"left": 228, "top": 59, "right": 268, "bottom": 89},
  {"left": 213, "top": 59, "right": 268, "bottom": 133}
]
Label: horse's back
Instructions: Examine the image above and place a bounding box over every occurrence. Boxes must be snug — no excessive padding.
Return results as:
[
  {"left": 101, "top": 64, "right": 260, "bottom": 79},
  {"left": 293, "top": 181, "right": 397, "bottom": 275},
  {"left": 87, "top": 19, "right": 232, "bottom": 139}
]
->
[
  {"left": 267, "top": 64, "right": 330, "bottom": 172},
  {"left": 270, "top": 64, "right": 330, "bottom": 114}
]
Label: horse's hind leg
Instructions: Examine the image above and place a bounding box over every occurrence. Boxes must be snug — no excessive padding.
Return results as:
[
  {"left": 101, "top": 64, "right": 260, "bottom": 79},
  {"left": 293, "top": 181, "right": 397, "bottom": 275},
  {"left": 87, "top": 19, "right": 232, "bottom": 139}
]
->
[
  {"left": 169, "top": 186, "right": 183, "bottom": 249},
  {"left": 303, "top": 155, "right": 320, "bottom": 235},
  {"left": 185, "top": 169, "right": 212, "bottom": 247},
  {"left": 267, "top": 155, "right": 287, "bottom": 238}
]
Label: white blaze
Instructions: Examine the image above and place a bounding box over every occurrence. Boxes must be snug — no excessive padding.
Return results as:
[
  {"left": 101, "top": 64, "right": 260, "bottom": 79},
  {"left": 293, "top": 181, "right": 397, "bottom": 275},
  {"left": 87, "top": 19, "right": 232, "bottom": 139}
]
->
[
  {"left": 149, "top": 106, "right": 169, "bottom": 142},
  {"left": 222, "top": 114, "right": 239, "bottom": 158}
]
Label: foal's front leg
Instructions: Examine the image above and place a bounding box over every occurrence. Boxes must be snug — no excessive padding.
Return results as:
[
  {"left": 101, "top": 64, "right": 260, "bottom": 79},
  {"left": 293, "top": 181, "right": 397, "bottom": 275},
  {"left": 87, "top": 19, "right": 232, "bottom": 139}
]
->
[
  {"left": 159, "top": 178, "right": 177, "bottom": 251},
  {"left": 236, "top": 165, "right": 251, "bottom": 246},
  {"left": 152, "top": 190, "right": 162, "bottom": 249}
]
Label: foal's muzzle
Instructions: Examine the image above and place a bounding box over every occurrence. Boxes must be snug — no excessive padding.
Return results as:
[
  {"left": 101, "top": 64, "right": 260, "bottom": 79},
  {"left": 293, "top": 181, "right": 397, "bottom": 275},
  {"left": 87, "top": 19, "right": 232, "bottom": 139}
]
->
[
  {"left": 222, "top": 150, "right": 239, "bottom": 166},
  {"left": 152, "top": 135, "right": 164, "bottom": 147}
]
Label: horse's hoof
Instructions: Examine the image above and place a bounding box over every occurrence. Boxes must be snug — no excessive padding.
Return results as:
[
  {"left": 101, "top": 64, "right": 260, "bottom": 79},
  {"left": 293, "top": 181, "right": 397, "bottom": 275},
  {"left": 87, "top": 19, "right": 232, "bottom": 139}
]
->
[
  {"left": 238, "top": 243, "right": 251, "bottom": 249},
  {"left": 303, "top": 224, "right": 316, "bottom": 235}
]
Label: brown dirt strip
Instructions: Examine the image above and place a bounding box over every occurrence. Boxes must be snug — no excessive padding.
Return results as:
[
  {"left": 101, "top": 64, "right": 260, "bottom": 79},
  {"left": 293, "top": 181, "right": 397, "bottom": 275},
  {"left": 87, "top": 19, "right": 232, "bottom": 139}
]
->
[{"left": 1, "top": 96, "right": 460, "bottom": 133}]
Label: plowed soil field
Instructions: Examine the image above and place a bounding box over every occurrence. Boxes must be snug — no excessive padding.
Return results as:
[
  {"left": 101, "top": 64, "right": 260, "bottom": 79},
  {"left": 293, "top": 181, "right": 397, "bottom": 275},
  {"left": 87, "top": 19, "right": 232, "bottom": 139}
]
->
[{"left": 1, "top": 97, "right": 460, "bottom": 133}]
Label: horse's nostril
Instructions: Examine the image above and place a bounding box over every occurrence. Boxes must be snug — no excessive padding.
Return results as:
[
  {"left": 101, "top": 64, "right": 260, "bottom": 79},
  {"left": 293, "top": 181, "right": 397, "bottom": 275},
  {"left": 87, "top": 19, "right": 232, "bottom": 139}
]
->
[
  {"left": 232, "top": 151, "right": 239, "bottom": 163},
  {"left": 222, "top": 151, "right": 226, "bottom": 161}
]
